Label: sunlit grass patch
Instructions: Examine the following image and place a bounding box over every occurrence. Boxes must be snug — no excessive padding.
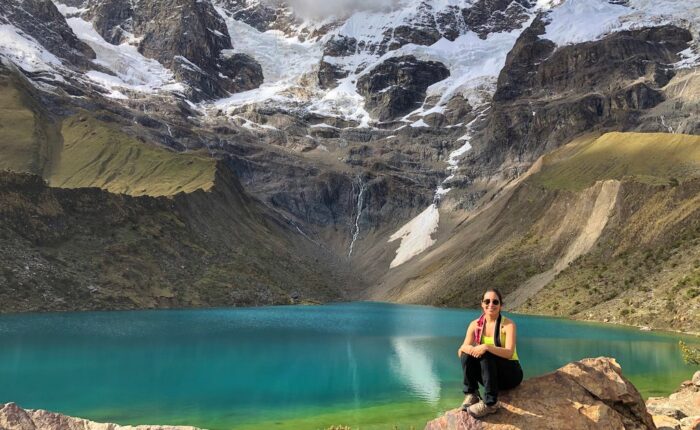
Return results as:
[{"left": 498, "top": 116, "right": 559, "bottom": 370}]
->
[
  {"left": 51, "top": 115, "right": 216, "bottom": 196},
  {"left": 532, "top": 132, "right": 700, "bottom": 190}
]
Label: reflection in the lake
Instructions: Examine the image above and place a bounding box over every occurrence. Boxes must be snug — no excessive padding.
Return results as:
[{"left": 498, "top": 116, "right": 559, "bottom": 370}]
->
[{"left": 391, "top": 337, "right": 441, "bottom": 404}]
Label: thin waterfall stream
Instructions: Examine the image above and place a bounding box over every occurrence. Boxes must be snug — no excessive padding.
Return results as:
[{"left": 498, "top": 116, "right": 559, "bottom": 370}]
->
[{"left": 348, "top": 175, "right": 366, "bottom": 257}]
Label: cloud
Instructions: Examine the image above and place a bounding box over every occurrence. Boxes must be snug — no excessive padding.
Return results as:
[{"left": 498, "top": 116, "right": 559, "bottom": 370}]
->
[{"left": 265, "top": 0, "right": 402, "bottom": 20}]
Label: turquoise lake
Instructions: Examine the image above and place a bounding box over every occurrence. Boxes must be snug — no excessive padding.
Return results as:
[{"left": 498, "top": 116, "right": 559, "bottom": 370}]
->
[{"left": 0, "top": 302, "right": 697, "bottom": 429}]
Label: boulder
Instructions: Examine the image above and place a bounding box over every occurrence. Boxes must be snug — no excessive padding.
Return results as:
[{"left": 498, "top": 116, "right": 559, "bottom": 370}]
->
[
  {"left": 0, "top": 402, "right": 200, "bottom": 430},
  {"left": 425, "top": 357, "right": 655, "bottom": 430},
  {"left": 647, "top": 370, "right": 700, "bottom": 430}
]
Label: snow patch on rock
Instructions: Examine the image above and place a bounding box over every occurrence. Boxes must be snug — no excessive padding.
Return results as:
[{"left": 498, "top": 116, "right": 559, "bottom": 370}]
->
[{"left": 388, "top": 203, "right": 440, "bottom": 268}]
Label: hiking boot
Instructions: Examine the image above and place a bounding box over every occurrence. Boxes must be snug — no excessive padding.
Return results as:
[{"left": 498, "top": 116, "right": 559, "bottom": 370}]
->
[
  {"left": 467, "top": 400, "right": 500, "bottom": 418},
  {"left": 460, "top": 393, "right": 480, "bottom": 410}
]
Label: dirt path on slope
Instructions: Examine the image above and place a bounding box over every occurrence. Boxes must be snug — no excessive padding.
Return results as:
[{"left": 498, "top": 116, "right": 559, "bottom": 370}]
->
[{"left": 506, "top": 179, "right": 620, "bottom": 310}]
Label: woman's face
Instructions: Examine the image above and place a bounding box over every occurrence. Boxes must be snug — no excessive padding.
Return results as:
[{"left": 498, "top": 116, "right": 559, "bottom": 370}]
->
[{"left": 481, "top": 291, "right": 501, "bottom": 316}]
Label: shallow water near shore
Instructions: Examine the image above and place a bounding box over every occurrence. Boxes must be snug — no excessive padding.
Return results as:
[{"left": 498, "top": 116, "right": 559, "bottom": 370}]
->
[{"left": 0, "top": 302, "right": 697, "bottom": 429}]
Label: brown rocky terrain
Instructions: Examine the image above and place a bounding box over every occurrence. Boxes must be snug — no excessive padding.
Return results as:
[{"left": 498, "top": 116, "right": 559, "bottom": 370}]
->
[
  {"left": 0, "top": 402, "right": 197, "bottom": 430},
  {"left": 0, "top": 166, "right": 359, "bottom": 312},
  {"left": 646, "top": 371, "right": 700, "bottom": 430},
  {"left": 0, "top": 0, "right": 699, "bottom": 332},
  {"left": 373, "top": 132, "right": 700, "bottom": 333}
]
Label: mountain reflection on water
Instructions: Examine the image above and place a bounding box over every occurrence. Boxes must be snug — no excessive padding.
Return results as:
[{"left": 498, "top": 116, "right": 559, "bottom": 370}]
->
[{"left": 0, "top": 302, "right": 696, "bottom": 429}]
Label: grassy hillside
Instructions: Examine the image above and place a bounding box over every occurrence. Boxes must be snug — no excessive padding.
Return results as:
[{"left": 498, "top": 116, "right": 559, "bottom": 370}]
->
[
  {"left": 52, "top": 115, "right": 216, "bottom": 196},
  {"left": 531, "top": 132, "right": 700, "bottom": 190},
  {"left": 0, "top": 71, "right": 215, "bottom": 197},
  {"left": 521, "top": 178, "right": 700, "bottom": 332},
  {"left": 0, "top": 72, "right": 359, "bottom": 313},
  {"left": 0, "top": 74, "right": 61, "bottom": 176},
  {"left": 379, "top": 132, "right": 700, "bottom": 333}
]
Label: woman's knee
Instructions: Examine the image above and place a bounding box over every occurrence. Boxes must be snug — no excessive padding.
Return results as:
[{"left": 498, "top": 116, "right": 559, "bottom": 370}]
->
[{"left": 460, "top": 352, "right": 471, "bottom": 366}]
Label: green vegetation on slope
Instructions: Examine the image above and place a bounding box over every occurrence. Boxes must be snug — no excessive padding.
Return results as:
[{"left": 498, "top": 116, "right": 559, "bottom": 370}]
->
[
  {"left": 0, "top": 76, "right": 61, "bottom": 176},
  {"left": 52, "top": 115, "right": 216, "bottom": 196},
  {"left": 518, "top": 132, "right": 700, "bottom": 332},
  {"left": 1, "top": 74, "right": 216, "bottom": 197},
  {"left": 531, "top": 132, "right": 700, "bottom": 191},
  {"left": 411, "top": 132, "right": 700, "bottom": 333}
]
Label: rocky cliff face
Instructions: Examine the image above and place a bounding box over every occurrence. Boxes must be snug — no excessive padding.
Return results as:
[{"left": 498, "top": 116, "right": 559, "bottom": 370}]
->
[
  {"left": 464, "top": 18, "right": 693, "bottom": 183},
  {"left": 357, "top": 56, "right": 450, "bottom": 121},
  {"left": 84, "top": 0, "right": 263, "bottom": 100},
  {"left": 0, "top": 0, "right": 699, "bottom": 319},
  {"left": 0, "top": 0, "right": 95, "bottom": 71}
]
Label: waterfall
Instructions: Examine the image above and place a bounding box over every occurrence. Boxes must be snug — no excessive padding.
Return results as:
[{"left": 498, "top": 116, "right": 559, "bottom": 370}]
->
[{"left": 348, "top": 176, "right": 366, "bottom": 257}]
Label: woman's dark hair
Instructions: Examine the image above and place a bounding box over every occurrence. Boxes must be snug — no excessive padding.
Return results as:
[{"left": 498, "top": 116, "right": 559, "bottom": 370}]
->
[{"left": 483, "top": 288, "right": 504, "bottom": 305}]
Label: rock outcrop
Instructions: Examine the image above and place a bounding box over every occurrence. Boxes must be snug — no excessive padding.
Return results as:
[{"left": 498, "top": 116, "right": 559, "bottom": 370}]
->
[
  {"left": 0, "top": 402, "right": 199, "bottom": 430},
  {"left": 357, "top": 55, "right": 450, "bottom": 121},
  {"left": 646, "top": 370, "right": 700, "bottom": 430},
  {"left": 0, "top": 0, "right": 95, "bottom": 70},
  {"left": 85, "top": 0, "right": 264, "bottom": 100},
  {"left": 462, "top": 0, "right": 532, "bottom": 39},
  {"left": 425, "top": 357, "right": 656, "bottom": 430},
  {"left": 471, "top": 18, "right": 693, "bottom": 177}
]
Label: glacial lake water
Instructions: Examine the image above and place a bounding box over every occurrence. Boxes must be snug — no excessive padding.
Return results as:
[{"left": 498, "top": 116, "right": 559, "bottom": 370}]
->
[{"left": 0, "top": 302, "right": 697, "bottom": 429}]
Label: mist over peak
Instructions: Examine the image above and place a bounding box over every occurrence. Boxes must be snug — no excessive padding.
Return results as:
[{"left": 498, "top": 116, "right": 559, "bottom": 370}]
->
[{"left": 264, "top": 0, "right": 404, "bottom": 21}]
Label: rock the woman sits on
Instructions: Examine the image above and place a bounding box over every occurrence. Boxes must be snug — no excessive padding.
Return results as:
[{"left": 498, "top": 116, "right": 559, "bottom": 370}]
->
[{"left": 457, "top": 289, "right": 523, "bottom": 418}]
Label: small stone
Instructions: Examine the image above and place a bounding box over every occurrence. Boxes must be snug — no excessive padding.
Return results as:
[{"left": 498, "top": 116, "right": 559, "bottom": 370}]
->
[
  {"left": 648, "top": 405, "right": 687, "bottom": 420},
  {"left": 693, "top": 371, "right": 700, "bottom": 387},
  {"left": 653, "top": 415, "right": 681, "bottom": 430}
]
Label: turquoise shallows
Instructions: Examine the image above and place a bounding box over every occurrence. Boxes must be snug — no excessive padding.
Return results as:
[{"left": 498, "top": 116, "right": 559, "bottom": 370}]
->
[{"left": 0, "top": 302, "right": 696, "bottom": 429}]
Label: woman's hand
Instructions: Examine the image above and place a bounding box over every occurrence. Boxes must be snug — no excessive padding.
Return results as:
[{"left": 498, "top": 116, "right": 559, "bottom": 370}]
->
[
  {"left": 457, "top": 345, "right": 470, "bottom": 358},
  {"left": 469, "top": 344, "right": 488, "bottom": 358}
]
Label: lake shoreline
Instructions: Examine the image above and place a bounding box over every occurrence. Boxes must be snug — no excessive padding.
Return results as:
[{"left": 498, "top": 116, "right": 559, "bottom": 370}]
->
[
  {"left": 0, "top": 302, "right": 695, "bottom": 429},
  {"left": 1, "top": 298, "right": 699, "bottom": 338}
]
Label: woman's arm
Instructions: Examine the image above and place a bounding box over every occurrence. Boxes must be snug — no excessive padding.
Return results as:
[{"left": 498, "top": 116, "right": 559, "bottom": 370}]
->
[
  {"left": 457, "top": 321, "right": 476, "bottom": 357},
  {"left": 483, "top": 321, "right": 517, "bottom": 360}
]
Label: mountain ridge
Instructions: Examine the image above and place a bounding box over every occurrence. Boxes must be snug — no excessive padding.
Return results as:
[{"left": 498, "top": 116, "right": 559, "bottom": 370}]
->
[{"left": 0, "top": 0, "right": 698, "bottom": 331}]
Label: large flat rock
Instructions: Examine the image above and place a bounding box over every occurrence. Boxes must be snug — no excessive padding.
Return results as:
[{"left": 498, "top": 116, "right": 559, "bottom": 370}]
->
[{"left": 425, "top": 357, "right": 655, "bottom": 430}]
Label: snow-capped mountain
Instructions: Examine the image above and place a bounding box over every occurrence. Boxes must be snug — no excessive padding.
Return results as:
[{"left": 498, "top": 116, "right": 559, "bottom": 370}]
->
[{"left": 0, "top": 0, "right": 699, "bottom": 327}]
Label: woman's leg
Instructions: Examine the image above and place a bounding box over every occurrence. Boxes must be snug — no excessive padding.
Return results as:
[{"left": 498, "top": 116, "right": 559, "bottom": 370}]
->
[
  {"left": 479, "top": 352, "right": 500, "bottom": 405},
  {"left": 480, "top": 353, "right": 524, "bottom": 404},
  {"left": 460, "top": 353, "right": 482, "bottom": 394},
  {"left": 497, "top": 359, "right": 523, "bottom": 391}
]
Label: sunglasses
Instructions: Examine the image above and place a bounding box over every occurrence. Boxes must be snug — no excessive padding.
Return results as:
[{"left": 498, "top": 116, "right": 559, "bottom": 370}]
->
[{"left": 482, "top": 299, "right": 500, "bottom": 306}]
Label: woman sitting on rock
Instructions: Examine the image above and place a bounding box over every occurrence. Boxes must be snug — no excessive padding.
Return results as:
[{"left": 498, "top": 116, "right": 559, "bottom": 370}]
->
[{"left": 457, "top": 288, "right": 523, "bottom": 418}]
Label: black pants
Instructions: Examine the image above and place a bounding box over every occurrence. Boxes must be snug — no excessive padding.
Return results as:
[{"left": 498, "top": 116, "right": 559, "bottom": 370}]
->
[{"left": 461, "top": 352, "right": 523, "bottom": 405}]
